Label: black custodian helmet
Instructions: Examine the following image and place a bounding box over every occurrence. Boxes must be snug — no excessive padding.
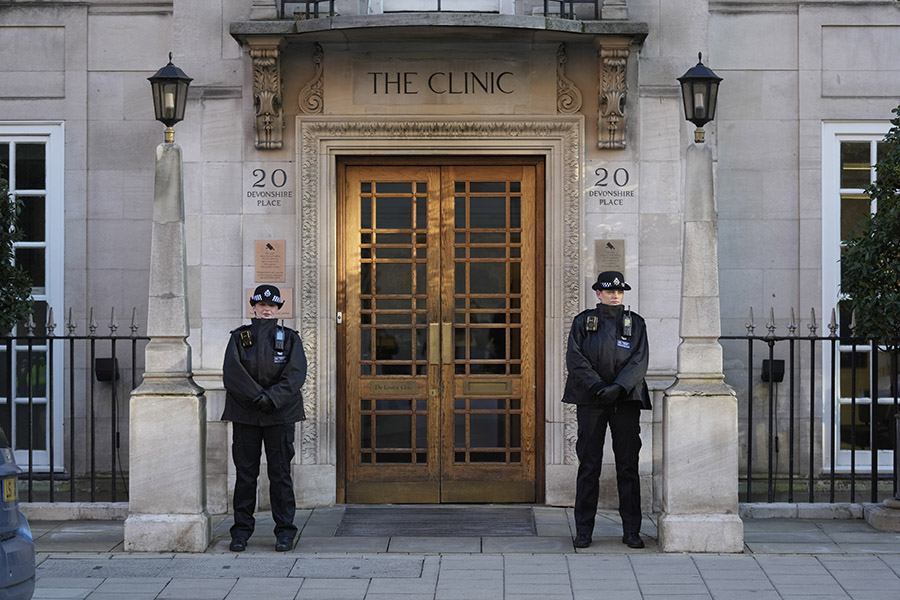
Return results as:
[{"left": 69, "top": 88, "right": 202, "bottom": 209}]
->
[
  {"left": 591, "top": 271, "right": 632, "bottom": 291},
  {"left": 249, "top": 284, "right": 284, "bottom": 308}
]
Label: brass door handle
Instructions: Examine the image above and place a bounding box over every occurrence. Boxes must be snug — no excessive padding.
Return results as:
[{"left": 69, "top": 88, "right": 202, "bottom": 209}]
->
[
  {"left": 442, "top": 322, "right": 453, "bottom": 364},
  {"left": 428, "top": 323, "right": 440, "bottom": 365}
]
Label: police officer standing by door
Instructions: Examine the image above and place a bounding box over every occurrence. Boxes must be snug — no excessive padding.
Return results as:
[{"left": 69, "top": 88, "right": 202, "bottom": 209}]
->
[
  {"left": 563, "top": 271, "right": 650, "bottom": 549},
  {"left": 222, "top": 285, "right": 307, "bottom": 552}
]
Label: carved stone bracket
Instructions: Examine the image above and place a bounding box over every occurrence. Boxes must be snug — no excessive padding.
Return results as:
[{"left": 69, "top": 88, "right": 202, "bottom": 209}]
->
[
  {"left": 249, "top": 39, "right": 284, "bottom": 150},
  {"left": 596, "top": 40, "right": 630, "bottom": 150},
  {"left": 556, "top": 44, "right": 583, "bottom": 115},
  {"left": 298, "top": 43, "right": 325, "bottom": 115}
]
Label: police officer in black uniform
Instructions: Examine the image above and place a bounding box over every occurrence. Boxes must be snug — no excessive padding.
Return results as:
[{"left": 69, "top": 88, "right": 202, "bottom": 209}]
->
[
  {"left": 222, "top": 285, "right": 307, "bottom": 552},
  {"left": 563, "top": 271, "right": 650, "bottom": 549}
]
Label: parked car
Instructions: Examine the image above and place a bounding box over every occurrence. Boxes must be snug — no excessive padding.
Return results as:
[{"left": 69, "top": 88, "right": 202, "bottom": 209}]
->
[{"left": 0, "top": 428, "right": 34, "bottom": 599}]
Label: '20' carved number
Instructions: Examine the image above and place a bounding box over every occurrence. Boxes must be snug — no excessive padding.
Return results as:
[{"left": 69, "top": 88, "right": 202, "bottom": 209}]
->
[
  {"left": 595, "top": 167, "right": 630, "bottom": 188},
  {"left": 252, "top": 168, "right": 288, "bottom": 188}
]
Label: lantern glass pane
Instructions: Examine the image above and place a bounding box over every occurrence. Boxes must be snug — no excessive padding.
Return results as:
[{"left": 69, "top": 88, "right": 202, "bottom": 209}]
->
[
  {"left": 680, "top": 81, "right": 693, "bottom": 120},
  {"left": 707, "top": 82, "right": 720, "bottom": 120}
]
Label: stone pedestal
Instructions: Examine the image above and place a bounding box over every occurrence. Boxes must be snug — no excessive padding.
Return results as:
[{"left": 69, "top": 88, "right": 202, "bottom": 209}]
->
[
  {"left": 865, "top": 499, "right": 900, "bottom": 532},
  {"left": 124, "top": 143, "right": 210, "bottom": 552},
  {"left": 659, "top": 142, "right": 743, "bottom": 553},
  {"left": 659, "top": 382, "right": 743, "bottom": 552}
]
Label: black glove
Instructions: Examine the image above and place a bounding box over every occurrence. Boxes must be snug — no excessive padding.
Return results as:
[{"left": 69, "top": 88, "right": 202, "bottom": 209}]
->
[
  {"left": 595, "top": 384, "right": 625, "bottom": 405},
  {"left": 253, "top": 392, "right": 276, "bottom": 414}
]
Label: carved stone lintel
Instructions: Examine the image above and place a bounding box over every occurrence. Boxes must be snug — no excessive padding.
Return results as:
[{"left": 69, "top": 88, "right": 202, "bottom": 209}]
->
[
  {"left": 556, "top": 44, "right": 583, "bottom": 115},
  {"left": 250, "top": 42, "right": 284, "bottom": 150},
  {"left": 299, "top": 43, "right": 325, "bottom": 115},
  {"left": 597, "top": 43, "right": 629, "bottom": 150}
]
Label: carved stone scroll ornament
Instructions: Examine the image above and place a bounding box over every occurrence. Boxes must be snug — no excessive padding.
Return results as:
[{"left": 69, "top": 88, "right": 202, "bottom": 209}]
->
[
  {"left": 556, "top": 44, "right": 583, "bottom": 115},
  {"left": 298, "top": 43, "right": 324, "bottom": 115},
  {"left": 598, "top": 46, "right": 629, "bottom": 149},
  {"left": 250, "top": 45, "right": 283, "bottom": 150}
]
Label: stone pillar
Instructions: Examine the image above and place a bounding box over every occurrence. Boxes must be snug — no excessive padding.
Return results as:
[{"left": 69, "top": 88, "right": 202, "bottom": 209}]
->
[
  {"left": 658, "top": 142, "right": 743, "bottom": 553},
  {"left": 124, "top": 143, "right": 211, "bottom": 552}
]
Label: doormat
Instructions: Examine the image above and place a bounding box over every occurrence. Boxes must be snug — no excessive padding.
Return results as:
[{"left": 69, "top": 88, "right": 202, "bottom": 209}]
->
[{"left": 334, "top": 506, "right": 536, "bottom": 537}]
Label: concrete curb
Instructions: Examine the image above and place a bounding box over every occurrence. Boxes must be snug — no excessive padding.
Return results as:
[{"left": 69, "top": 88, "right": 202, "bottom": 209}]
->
[{"left": 21, "top": 502, "right": 129, "bottom": 521}]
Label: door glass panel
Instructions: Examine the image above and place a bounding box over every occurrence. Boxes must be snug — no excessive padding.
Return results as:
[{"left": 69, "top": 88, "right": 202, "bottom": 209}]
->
[
  {"left": 469, "top": 181, "right": 506, "bottom": 193},
  {"left": 469, "top": 263, "right": 506, "bottom": 294},
  {"left": 375, "top": 196, "right": 412, "bottom": 228},
  {"left": 375, "top": 263, "right": 411, "bottom": 295},
  {"left": 376, "top": 232, "right": 410, "bottom": 245},
  {"left": 470, "top": 247, "right": 505, "bottom": 259},
  {"left": 510, "top": 413, "right": 521, "bottom": 447},
  {"left": 470, "top": 197, "right": 506, "bottom": 228},
  {"left": 470, "top": 413, "right": 505, "bottom": 447},
  {"left": 375, "top": 414, "right": 411, "bottom": 448},
  {"left": 376, "top": 182, "right": 411, "bottom": 194},
  {"left": 470, "top": 232, "right": 505, "bottom": 244},
  {"left": 377, "top": 247, "right": 412, "bottom": 259}
]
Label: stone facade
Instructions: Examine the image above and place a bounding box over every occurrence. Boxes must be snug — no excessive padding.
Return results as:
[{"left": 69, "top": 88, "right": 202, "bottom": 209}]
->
[{"left": 1, "top": 0, "right": 898, "bottom": 518}]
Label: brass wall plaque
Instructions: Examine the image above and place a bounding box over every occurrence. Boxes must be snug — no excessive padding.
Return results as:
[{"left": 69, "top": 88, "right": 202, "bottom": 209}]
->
[
  {"left": 255, "top": 239, "right": 286, "bottom": 282},
  {"left": 367, "top": 380, "right": 420, "bottom": 396},
  {"left": 463, "top": 380, "right": 513, "bottom": 395},
  {"left": 595, "top": 238, "right": 625, "bottom": 275}
]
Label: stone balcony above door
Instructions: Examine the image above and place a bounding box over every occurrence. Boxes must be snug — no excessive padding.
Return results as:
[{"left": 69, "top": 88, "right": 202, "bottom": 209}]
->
[{"left": 254, "top": 0, "right": 629, "bottom": 20}]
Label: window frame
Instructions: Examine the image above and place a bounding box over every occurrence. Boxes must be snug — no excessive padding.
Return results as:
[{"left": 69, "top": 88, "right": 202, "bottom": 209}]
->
[
  {"left": 0, "top": 121, "right": 65, "bottom": 469},
  {"left": 821, "top": 121, "right": 894, "bottom": 473}
]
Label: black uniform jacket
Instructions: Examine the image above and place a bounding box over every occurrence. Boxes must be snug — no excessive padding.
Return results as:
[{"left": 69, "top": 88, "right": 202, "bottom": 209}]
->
[
  {"left": 561, "top": 303, "right": 651, "bottom": 409},
  {"left": 222, "top": 318, "right": 308, "bottom": 425}
]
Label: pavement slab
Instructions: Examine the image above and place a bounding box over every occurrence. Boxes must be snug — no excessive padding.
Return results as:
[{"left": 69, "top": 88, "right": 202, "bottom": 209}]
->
[{"left": 25, "top": 507, "right": 900, "bottom": 600}]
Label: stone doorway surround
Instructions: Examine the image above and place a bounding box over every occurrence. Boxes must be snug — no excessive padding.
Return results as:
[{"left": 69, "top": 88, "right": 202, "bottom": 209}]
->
[{"left": 293, "top": 116, "right": 583, "bottom": 506}]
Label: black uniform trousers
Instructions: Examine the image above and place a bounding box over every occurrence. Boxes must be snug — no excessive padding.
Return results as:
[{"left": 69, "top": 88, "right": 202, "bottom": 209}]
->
[
  {"left": 230, "top": 422, "right": 298, "bottom": 541},
  {"left": 574, "top": 402, "right": 642, "bottom": 536}
]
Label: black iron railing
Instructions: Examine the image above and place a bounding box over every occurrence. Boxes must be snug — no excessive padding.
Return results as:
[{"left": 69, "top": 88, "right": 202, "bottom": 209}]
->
[
  {"left": 1, "top": 308, "right": 148, "bottom": 503},
  {"left": 721, "top": 307, "right": 900, "bottom": 504}
]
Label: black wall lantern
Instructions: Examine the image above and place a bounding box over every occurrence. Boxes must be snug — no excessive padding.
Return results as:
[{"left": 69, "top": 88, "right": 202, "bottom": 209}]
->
[
  {"left": 678, "top": 53, "right": 723, "bottom": 144},
  {"left": 148, "top": 52, "right": 193, "bottom": 143}
]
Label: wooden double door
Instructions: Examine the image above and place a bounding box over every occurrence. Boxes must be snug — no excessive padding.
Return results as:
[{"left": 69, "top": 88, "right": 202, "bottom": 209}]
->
[{"left": 338, "top": 159, "right": 544, "bottom": 503}]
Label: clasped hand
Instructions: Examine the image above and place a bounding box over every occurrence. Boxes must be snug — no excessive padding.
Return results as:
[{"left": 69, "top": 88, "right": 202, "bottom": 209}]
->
[
  {"left": 595, "top": 384, "right": 624, "bottom": 405},
  {"left": 252, "top": 392, "right": 276, "bottom": 414}
]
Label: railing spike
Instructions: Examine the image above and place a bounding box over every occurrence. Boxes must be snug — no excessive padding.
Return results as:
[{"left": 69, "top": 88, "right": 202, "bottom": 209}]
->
[
  {"left": 24, "top": 311, "right": 35, "bottom": 337},
  {"left": 850, "top": 309, "right": 856, "bottom": 335},
  {"left": 746, "top": 307, "right": 756, "bottom": 335},
  {"left": 47, "top": 307, "right": 56, "bottom": 337},
  {"left": 89, "top": 307, "right": 97, "bottom": 336},
  {"left": 67, "top": 307, "right": 76, "bottom": 335},
  {"left": 130, "top": 308, "right": 139, "bottom": 337},
  {"left": 788, "top": 308, "right": 797, "bottom": 337},
  {"left": 109, "top": 307, "right": 118, "bottom": 336},
  {"left": 828, "top": 307, "right": 838, "bottom": 337},
  {"left": 808, "top": 307, "right": 818, "bottom": 337},
  {"left": 766, "top": 307, "right": 776, "bottom": 338}
]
